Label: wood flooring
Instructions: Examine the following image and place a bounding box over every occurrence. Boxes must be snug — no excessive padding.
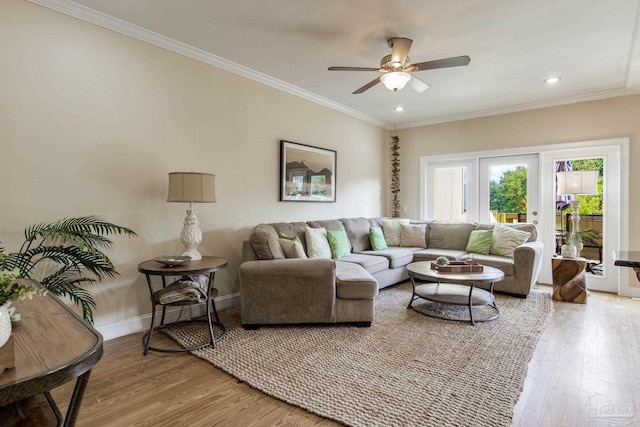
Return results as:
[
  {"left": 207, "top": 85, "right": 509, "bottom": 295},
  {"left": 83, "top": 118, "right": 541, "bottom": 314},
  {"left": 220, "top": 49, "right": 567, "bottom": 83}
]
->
[{"left": 50, "top": 285, "right": 640, "bottom": 427}]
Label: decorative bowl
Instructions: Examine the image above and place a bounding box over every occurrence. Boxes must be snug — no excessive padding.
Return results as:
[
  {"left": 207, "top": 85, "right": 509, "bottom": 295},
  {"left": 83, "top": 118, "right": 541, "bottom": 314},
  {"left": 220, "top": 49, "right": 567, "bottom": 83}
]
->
[{"left": 153, "top": 255, "right": 192, "bottom": 267}]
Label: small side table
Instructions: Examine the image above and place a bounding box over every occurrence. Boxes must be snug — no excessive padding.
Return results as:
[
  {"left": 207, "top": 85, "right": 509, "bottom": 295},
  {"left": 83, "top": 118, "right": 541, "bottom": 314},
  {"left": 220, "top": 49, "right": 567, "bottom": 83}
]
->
[
  {"left": 138, "top": 256, "right": 228, "bottom": 355},
  {"left": 551, "top": 256, "right": 587, "bottom": 303}
]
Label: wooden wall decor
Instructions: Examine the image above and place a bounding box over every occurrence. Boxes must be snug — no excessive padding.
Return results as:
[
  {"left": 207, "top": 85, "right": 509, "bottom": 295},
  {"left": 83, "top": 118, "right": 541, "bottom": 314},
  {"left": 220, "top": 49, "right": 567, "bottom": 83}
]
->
[{"left": 391, "top": 135, "right": 400, "bottom": 218}]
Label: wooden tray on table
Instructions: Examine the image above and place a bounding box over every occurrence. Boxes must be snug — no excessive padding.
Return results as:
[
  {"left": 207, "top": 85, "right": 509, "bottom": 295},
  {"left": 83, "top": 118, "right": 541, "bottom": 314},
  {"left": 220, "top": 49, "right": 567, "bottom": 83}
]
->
[{"left": 430, "top": 261, "right": 484, "bottom": 273}]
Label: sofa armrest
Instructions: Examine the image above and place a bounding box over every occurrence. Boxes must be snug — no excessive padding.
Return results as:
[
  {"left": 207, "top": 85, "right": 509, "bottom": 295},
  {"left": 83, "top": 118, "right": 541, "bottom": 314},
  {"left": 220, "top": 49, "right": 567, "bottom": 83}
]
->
[
  {"left": 242, "top": 240, "right": 258, "bottom": 261},
  {"left": 514, "top": 241, "right": 544, "bottom": 295},
  {"left": 239, "top": 258, "right": 336, "bottom": 325}
]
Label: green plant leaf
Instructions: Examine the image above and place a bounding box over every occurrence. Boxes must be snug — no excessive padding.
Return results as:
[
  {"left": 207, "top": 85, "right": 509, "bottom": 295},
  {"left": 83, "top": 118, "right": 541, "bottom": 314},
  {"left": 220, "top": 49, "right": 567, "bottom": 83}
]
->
[{"left": 4, "top": 216, "right": 135, "bottom": 323}]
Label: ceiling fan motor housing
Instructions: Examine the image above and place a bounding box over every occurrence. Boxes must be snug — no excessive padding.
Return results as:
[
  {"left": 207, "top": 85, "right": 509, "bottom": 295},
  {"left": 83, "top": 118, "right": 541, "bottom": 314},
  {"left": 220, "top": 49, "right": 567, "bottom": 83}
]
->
[{"left": 380, "top": 54, "right": 412, "bottom": 71}]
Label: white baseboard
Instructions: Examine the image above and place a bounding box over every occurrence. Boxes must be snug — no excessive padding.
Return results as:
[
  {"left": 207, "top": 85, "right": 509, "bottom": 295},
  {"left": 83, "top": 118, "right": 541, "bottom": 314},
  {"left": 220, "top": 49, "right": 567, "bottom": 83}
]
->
[{"left": 96, "top": 293, "right": 240, "bottom": 341}]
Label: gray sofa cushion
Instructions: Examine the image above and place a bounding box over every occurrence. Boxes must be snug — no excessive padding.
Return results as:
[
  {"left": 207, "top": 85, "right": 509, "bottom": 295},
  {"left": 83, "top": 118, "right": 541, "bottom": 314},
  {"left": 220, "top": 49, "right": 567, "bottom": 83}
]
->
[
  {"left": 412, "top": 248, "right": 468, "bottom": 262},
  {"left": 250, "top": 224, "right": 285, "bottom": 260},
  {"left": 341, "top": 217, "right": 372, "bottom": 252},
  {"left": 358, "top": 248, "right": 415, "bottom": 269},
  {"left": 335, "top": 261, "right": 378, "bottom": 299},
  {"left": 368, "top": 217, "right": 388, "bottom": 228},
  {"left": 465, "top": 253, "right": 515, "bottom": 276},
  {"left": 428, "top": 221, "right": 476, "bottom": 250},
  {"left": 338, "top": 254, "right": 389, "bottom": 275}
]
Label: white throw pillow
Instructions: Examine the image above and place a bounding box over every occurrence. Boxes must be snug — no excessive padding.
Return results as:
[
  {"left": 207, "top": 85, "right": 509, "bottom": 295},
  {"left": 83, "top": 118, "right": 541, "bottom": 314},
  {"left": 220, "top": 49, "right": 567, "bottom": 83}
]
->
[
  {"left": 399, "top": 223, "right": 427, "bottom": 248},
  {"left": 381, "top": 219, "right": 410, "bottom": 246},
  {"left": 304, "top": 227, "right": 332, "bottom": 259},
  {"left": 489, "top": 224, "right": 531, "bottom": 257}
]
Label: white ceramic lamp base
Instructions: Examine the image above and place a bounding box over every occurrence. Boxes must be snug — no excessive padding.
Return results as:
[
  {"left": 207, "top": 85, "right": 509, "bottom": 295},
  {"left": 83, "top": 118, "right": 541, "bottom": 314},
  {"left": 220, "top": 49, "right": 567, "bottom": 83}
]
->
[{"left": 180, "top": 208, "right": 203, "bottom": 260}]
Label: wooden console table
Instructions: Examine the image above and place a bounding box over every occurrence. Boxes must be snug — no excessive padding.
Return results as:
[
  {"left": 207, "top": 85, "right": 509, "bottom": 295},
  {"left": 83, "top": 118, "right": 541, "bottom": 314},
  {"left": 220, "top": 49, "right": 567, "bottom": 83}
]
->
[{"left": 0, "top": 279, "right": 103, "bottom": 426}]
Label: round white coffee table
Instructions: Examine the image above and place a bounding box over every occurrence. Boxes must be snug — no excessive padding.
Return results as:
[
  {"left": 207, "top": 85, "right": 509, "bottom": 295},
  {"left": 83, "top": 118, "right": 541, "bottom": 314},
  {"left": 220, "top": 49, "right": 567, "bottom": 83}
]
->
[{"left": 406, "top": 261, "right": 505, "bottom": 325}]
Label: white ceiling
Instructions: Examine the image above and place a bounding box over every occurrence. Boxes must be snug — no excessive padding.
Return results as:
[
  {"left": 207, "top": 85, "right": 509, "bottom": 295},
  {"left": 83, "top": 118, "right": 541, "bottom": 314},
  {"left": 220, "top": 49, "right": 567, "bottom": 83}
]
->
[{"left": 34, "top": 0, "right": 640, "bottom": 129}]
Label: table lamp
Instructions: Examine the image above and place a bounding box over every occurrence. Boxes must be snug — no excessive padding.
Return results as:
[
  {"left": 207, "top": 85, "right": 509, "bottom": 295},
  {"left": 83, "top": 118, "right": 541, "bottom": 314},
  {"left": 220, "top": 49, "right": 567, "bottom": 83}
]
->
[
  {"left": 556, "top": 170, "right": 598, "bottom": 252},
  {"left": 167, "top": 172, "right": 216, "bottom": 260}
]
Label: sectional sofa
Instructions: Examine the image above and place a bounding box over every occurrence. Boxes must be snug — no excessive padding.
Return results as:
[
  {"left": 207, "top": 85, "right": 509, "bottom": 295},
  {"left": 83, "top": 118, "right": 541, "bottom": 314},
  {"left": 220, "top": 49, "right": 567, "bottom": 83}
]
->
[{"left": 239, "top": 217, "right": 543, "bottom": 328}]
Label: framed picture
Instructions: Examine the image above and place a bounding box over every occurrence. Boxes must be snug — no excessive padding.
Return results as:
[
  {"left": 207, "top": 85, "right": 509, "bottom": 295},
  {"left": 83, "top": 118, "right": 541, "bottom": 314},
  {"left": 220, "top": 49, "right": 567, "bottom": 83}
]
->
[{"left": 280, "top": 140, "right": 336, "bottom": 202}]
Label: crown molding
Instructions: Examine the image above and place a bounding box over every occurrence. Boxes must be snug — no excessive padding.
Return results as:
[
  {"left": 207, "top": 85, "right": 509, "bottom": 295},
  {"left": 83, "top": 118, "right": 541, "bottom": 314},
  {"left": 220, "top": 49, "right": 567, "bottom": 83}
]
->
[
  {"left": 28, "top": 0, "right": 390, "bottom": 129},
  {"left": 397, "top": 87, "right": 640, "bottom": 129},
  {"left": 27, "top": 0, "right": 640, "bottom": 133}
]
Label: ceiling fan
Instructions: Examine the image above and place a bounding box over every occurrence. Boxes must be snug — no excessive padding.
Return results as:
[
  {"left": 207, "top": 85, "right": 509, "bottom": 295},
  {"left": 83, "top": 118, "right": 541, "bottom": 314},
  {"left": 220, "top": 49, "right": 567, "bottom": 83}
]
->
[{"left": 328, "top": 37, "right": 470, "bottom": 94}]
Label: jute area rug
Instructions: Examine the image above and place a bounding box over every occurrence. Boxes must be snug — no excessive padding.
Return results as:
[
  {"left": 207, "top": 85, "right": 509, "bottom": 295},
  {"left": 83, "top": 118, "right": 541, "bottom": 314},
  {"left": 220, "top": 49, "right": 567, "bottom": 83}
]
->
[{"left": 165, "top": 283, "right": 552, "bottom": 427}]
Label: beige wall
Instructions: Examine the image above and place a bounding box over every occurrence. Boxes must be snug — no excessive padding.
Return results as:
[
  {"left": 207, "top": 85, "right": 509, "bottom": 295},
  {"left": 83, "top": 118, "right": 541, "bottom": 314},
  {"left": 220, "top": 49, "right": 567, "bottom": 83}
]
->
[
  {"left": 397, "top": 95, "right": 639, "bottom": 251},
  {"left": 0, "top": 0, "right": 388, "bottom": 331}
]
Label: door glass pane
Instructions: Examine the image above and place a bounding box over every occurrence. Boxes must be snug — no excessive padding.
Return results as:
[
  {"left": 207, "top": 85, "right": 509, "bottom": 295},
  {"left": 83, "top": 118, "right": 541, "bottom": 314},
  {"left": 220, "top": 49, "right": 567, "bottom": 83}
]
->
[
  {"left": 489, "top": 163, "right": 527, "bottom": 223},
  {"left": 435, "top": 167, "right": 467, "bottom": 221},
  {"left": 555, "top": 158, "right": 604, "bottom": 276}
]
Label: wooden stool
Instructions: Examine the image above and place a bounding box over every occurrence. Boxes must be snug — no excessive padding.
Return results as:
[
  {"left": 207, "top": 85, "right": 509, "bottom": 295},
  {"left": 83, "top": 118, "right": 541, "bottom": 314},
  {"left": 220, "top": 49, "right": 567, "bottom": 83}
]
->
[{"left": 552, "top": 256, "right": 587, "bottom": 303}]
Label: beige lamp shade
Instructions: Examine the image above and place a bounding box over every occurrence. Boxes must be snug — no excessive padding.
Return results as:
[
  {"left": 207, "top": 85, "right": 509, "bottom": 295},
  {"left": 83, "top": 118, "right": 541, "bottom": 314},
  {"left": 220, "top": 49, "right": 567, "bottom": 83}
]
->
[
  {"left": 556, "top": 170, "right": 598, "bottom": 196},
  {"left": 167, "top": 172, "right": 216, "bottom": 203}
]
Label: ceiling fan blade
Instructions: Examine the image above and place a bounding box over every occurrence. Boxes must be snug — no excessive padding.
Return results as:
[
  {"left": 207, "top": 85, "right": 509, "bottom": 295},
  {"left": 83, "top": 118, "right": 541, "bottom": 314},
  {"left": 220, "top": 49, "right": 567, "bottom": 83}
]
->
[
  {"left": 409, "top": 75, "right": 430, "bottom": 93},
  {"left": 328, "top": 66, "right": 380, "bottom": 71},
  {"left": 353, "top": 77, "right": 381, "bottom": 94},
  {"left": 389, "top": 38, "right": 413, "bottom": 67},
  {"left": 412, "top": 55, "right": 470, "bottom": 71}
]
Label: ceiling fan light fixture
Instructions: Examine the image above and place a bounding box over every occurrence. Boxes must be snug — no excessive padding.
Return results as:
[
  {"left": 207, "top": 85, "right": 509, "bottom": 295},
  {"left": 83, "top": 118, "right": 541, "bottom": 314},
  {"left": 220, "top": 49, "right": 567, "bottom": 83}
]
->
[{"left": 380, "top": 72, "right": 412, "bottom": 91}]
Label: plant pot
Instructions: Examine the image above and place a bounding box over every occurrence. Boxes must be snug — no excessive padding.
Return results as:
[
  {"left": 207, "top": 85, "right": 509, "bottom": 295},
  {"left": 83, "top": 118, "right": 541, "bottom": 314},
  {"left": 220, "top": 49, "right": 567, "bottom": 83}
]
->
[
  {"left": 561, "top": 244, "right": 577, "bottom": 258},
  {"left": 0, "top": 303, "right": 15, "bottom": 372},
  {"left": 0, "top": 303, "right": 11, "bottom": 348}
]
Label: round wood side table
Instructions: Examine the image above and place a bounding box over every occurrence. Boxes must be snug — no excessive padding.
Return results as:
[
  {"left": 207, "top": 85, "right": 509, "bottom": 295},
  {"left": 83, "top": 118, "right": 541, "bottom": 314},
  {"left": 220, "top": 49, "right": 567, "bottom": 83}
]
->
[{"left": 138, "top": 256, "right": 228, "bottom": 354}]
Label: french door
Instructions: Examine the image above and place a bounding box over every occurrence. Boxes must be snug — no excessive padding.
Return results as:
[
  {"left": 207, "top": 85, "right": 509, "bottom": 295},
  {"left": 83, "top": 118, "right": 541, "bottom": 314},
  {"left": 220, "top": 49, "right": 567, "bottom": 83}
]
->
[
  {"left": 423, "top": 155, "right": 539, "bottom": 226},
  {"left": 478, "top": 155, "right": 539, "bottom": 225},
  {"left": 421, "top": 138, "right": 629, "bottom": 295}
]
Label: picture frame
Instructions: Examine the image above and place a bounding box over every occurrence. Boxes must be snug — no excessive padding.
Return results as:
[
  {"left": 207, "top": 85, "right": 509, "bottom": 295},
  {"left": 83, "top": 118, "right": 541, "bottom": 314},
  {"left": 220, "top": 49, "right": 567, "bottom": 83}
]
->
[{"left": 280, "top": 140, "right": 336, "bottom": 202}]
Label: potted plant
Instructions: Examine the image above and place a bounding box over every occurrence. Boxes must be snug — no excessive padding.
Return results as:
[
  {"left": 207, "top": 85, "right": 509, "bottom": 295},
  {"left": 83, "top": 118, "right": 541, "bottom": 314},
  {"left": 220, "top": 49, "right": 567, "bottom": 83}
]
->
[
  {"left": 435, "top": 256, "right": 450, "bottom": 266},
  {"left": 1, "top": 216, "right": 136, "bottom": 324},
  {"left": 0, "top": 267, "right": 44, "bottom": 349},
  {"left": 561, "top": 234, "right": 578, "bottom": 258}
]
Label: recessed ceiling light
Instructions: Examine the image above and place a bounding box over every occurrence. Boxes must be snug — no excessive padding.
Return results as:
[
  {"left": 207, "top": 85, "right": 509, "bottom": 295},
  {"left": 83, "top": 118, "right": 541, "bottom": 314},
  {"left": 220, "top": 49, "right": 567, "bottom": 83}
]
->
[
  {"left": 394, "top": 106, "right": 405, "bottom": 112},
  {"left": 544, "top": 76, "right": 562, "bottom": 84}
]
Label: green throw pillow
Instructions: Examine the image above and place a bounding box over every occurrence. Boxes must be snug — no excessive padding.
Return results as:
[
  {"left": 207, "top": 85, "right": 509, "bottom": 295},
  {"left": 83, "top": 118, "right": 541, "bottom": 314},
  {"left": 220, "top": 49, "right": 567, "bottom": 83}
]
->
[
  {"left": 465, "top": 229, "right": 493, "bottom": 255},
  {"left": 369, "top": 227, "right": 388, "bottom": 251},
  {"left": 326, "top": 230, "right": 351, "bottom": 259}
]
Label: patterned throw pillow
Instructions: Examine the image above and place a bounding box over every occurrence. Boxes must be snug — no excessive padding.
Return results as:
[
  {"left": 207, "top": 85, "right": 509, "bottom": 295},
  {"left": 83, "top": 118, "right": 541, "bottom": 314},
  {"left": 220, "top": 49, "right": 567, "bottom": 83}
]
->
[
  {"left": 278, "top": 233, "right": 307, "bottom": 259},
  {"left": 489, "top": 224, "right": 531, "bottom": 257},
  {"left": 369, "top": 227, "right": 388, "bottom": 251},
  {"left": 304, "top": 227, "right": 332, "bottom": 259},
  {"left": 465, "top": 229, "right": 493, "bottom": 255},
  {"left": 399, "top": 223, "right": 427, "bottom": 247},
  {"left": 326, "top": 230, "right": 351, "bottom": 259},
  {"left": 381, "top": 219, "right": 410, "bottom": 246}
]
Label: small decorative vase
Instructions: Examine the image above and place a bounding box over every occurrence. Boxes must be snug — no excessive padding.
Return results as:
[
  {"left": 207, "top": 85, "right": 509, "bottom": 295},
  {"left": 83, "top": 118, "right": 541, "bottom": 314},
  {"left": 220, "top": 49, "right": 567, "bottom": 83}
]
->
[
  {"left": 561, "top": 244, "right": 577, "bottom": 258},
  {"left": 0, "top": 303, "right": 11, "bottom": 348},
  {"left": 573, "top": 235, "right": 583, "bottom": 257}
]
